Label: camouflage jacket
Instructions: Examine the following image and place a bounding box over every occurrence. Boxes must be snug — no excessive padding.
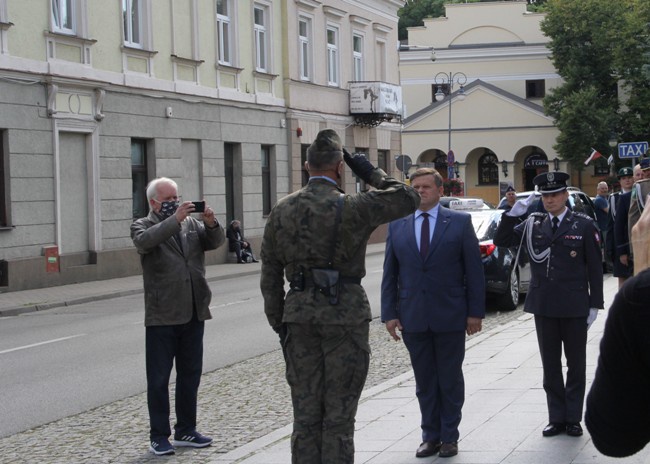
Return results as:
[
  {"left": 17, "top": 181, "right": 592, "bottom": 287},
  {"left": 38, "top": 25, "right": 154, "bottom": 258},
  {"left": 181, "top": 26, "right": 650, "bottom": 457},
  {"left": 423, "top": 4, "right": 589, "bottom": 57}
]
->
[{"left": 260, "top": 169, "right": 420, "bottom": 330}]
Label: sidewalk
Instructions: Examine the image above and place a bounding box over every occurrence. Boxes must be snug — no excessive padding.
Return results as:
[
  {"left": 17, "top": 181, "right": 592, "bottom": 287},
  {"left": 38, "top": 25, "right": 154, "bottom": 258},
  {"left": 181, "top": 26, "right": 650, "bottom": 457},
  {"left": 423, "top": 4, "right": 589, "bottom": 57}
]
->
[
  {"left": 211, "top": 274, "right": 650, "bottom": 464},
  {"left": 0, "top": 243, "right": 386, "bottom": 317}
]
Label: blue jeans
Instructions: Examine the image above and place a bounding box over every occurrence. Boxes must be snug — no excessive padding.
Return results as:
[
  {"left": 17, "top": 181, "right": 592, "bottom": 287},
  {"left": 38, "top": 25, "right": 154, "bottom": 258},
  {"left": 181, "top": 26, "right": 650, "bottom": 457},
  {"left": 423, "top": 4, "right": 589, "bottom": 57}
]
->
[{"left": 146, "top": 315, "right": 204, "bottom": 440}]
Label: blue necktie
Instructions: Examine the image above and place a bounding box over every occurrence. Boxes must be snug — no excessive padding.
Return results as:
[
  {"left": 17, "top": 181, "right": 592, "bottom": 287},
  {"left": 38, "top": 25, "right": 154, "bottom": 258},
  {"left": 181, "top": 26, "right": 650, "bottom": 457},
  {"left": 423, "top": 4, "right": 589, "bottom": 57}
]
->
[{"left": 420, "top": 213, "right": 430, "bottom": 258}]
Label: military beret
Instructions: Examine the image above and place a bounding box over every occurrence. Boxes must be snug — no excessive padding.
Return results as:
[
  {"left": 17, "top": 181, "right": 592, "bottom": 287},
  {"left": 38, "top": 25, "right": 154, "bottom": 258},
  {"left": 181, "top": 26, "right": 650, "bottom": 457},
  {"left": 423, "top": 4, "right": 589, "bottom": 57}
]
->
[
  {"left": 533, "top": 171, "right": 570, "bottom": 194},
  {"left": 617, "top": 167, "right": 634, "bottom": 178},
  {"left": 308, "top": 129, "right": 343, "bottom": 157}
]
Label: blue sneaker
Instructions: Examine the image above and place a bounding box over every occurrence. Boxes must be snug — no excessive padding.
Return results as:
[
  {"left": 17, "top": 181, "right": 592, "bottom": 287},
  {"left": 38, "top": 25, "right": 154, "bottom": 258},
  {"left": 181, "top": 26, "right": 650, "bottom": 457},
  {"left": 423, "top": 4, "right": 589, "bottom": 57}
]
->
[
  {"left": 149, "top": 437, "right": 175, "bottom": 456},
  {"left": 173, "top": 430, "right": 213, "bottom": 448}
]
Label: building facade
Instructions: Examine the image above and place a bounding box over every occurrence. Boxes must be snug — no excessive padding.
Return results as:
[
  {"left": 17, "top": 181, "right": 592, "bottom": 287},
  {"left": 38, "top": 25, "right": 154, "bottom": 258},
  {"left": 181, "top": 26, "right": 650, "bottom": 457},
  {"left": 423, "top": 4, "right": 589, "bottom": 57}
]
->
[
  {"left": 0, "top": 0, "right": 403, "bottom": 292},
  {"left": 0, "top": 0, "right": 290, "bottom": 291},
  {"left": 400, "top": 1, "right": 604, "bottom": 205},
  {"left": 283, "top": 0, "right": 403, "bottom": 198}
]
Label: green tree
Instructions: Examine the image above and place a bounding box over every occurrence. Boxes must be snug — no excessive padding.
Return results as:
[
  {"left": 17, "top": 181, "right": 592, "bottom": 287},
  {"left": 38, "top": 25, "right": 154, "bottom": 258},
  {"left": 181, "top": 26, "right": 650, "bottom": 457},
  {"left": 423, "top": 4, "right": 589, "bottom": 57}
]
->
[
  {"left": 398, "top": 0, "right": 446, "bottom": 41},
  {"left": 542, "top": 0, "right": 650, "bottom": 170}
]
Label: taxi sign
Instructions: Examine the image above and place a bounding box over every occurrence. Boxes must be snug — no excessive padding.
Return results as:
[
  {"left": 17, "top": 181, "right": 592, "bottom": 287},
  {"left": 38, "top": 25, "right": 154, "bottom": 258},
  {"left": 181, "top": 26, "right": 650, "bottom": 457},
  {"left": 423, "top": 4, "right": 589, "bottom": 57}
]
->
[
  {"left": 618, "top": 141, "right": 648, "bottom": 159},
  {"left": 449, "top": 199, "right": 484, "bottom": 210}
]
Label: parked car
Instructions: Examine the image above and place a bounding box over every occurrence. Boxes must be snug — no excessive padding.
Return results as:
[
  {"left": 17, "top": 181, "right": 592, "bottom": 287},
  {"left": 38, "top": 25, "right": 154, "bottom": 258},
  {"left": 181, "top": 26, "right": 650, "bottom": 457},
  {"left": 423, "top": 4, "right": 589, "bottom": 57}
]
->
[
  {"left": 447, "top": 199, "right": 530, "bottom": 310},
  {"left": 439, "top": 196, "right": 496, "bottom": 210}
]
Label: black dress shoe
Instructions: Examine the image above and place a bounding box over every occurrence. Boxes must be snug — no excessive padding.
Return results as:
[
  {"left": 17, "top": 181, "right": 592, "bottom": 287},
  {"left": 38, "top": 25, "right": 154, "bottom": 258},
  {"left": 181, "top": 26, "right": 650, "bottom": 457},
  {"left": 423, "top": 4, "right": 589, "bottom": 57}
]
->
[
  {"left": 439, "top": 442, "right": 458, "bottom": 458},
  {"left": 566, "top": 423, "right": 583, "bottom": 437},
  {"left": 415, "top": 441, "right": 441, "bottom": 458},
  {"left": 542, "top": 423, "right": 565, "bottom": 437}
]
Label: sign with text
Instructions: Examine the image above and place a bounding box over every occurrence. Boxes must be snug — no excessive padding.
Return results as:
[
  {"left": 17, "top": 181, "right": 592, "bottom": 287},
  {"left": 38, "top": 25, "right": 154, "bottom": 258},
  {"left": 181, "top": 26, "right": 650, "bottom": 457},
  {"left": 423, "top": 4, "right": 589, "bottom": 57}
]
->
[
  {"left": 349, "top": 82, "right": 402, "bottom": 116},
  {"left": 618, "top": 141, "right": 648, "bottom": 159}
]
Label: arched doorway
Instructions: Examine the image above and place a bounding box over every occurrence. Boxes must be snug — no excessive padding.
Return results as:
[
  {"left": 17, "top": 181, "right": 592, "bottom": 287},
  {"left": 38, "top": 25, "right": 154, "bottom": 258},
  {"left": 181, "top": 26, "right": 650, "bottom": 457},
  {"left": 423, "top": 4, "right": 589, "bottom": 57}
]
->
[
  {"left": 417, "top": 149, "right": 449, "bottom": 179},
  {"left": 523, "top": 151, "right": 549, "bottom": 191}
]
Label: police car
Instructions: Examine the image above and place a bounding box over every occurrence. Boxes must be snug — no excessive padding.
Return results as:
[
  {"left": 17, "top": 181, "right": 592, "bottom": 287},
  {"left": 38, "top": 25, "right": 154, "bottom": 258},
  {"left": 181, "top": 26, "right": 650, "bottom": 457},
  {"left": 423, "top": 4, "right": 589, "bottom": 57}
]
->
[{"left": 445, "top": 198, "right": 531, "bottom": 311}]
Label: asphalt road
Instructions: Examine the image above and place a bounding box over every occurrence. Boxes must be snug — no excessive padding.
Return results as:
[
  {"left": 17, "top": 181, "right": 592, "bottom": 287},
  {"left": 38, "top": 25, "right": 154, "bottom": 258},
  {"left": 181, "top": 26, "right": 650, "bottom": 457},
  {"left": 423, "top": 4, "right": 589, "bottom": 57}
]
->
[{"left": 0, "top": 254, "right": 387, "bottom": 439}]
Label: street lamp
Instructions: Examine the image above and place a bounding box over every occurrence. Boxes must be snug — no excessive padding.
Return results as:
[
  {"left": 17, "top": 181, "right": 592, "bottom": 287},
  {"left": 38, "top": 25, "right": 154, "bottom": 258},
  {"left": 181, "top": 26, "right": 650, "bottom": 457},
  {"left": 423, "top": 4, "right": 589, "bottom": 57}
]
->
[{"left": 434, "top": 71, "right": 467, "bottom": 158}]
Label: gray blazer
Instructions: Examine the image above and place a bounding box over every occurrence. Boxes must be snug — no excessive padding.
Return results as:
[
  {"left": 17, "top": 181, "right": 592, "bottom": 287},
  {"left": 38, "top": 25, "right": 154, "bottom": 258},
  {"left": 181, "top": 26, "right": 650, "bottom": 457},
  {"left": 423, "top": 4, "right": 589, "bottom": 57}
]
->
[{"left": 131, "top": 211, "right": 225, "bottom": 326}]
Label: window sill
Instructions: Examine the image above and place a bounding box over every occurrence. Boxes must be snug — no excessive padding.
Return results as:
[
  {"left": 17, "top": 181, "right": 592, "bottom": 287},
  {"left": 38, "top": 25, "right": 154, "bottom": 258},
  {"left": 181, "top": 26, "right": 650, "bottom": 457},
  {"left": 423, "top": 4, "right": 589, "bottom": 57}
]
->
[
  {"left": 45, "top": 30, "right": 97, "bottom": 45},
  {"left": 121, "top": 45, "right": 158, "bottom": 58}
]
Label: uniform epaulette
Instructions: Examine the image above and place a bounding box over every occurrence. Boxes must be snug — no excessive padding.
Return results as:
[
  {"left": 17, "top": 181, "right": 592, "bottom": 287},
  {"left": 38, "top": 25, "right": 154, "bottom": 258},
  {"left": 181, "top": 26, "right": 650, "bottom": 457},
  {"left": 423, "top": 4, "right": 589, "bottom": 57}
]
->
[
  {"left": 529, "top": 212, "right": 546, "bottom": 218},
  {"left": 572, "top": 211, "right": 593, "bottom": 221}
]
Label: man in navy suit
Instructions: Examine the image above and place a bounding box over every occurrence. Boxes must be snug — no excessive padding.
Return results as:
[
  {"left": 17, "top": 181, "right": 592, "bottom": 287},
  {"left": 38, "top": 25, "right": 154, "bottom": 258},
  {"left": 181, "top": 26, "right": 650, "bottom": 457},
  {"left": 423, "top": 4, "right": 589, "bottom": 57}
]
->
[{"left": 381, "top": 167, "right": 485, "bottom": 458}]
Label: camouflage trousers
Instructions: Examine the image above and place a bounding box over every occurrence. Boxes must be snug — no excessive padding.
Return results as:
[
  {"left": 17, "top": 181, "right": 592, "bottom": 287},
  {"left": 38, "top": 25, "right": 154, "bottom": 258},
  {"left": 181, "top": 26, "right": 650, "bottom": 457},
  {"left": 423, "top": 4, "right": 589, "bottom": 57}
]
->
[{"left": 284, "top": 321, "right": 370, "bottom": 464}]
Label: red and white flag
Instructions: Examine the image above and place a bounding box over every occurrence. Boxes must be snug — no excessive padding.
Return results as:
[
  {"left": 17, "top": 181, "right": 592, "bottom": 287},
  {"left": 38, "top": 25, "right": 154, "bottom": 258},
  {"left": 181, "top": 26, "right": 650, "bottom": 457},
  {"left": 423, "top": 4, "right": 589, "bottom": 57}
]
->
[{"left": 584, "top": 148, "right": 603, "bottom": 165}]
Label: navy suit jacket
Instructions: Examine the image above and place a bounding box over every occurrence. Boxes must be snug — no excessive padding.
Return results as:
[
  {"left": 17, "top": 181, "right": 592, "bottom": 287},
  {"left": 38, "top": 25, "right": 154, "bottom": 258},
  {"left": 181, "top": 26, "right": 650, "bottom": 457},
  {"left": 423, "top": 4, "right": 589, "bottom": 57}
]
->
[{"left": 381, "top": 206, "right": 486, "bottom": 332}]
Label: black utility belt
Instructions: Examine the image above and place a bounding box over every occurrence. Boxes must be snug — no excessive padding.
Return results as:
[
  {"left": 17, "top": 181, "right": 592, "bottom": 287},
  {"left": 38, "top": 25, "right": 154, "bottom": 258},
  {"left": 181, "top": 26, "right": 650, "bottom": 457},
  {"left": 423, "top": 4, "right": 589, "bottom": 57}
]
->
[
  {"left": 290, "top": 268, "right": 360, "bottom": 305},
  {"left": 304, "top": 276, "right": 361, "bottom": 287}
]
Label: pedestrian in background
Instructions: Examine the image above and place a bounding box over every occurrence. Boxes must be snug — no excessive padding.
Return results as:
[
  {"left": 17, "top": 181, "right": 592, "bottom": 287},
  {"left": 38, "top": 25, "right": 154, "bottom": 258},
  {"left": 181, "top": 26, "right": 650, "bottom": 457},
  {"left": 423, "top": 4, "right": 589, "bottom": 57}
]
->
[
  {"left": 226, "top": 219, "right": 258, "bottom": 263},
  {"left": 260, "top": 129, "right": 419, "bottom": 463},
  {"left": 593, "top": 181, "right": 609, "bottom": 272},
  {"left": 131, "top": 177, "right": 225, "bottom": 456},
  {"left": 381, "top": 167, "right": 485, "bottom": 459},
  {"left": 607, "top": 167, "right": 635, "bottom": 287},
  {"left": 499, "top": 185, "right": 517, "bottom": 212},
  {"left": 614, "top": 163, "right": 645, "bottom": 287},
  {"left": 494, "top": 171, "right": 603, "bottom": 439}
]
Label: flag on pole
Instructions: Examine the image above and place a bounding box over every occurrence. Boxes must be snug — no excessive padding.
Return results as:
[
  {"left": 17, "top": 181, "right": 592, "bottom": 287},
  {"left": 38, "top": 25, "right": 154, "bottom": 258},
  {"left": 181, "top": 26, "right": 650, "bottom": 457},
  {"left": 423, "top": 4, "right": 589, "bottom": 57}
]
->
[
  {"left": 607, "top": 154, "right": 614, "bottom": 165},
  {"left": 584, "top": 148, "right": 603, "bottom": 165}
]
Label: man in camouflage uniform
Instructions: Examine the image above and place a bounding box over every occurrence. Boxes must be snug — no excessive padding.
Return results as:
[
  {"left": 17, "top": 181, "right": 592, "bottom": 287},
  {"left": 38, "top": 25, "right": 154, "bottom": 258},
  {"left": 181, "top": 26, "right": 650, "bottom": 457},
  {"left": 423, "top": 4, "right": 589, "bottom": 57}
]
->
[{"left": 260, "top": 129, "right": 420, "bottom": 463}]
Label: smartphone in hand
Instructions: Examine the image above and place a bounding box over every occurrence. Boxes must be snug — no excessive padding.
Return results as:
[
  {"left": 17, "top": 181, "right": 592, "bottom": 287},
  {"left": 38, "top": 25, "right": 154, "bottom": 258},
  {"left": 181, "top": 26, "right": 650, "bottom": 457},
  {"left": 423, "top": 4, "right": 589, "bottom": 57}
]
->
[{"left": 191, "top": 201, "right": 205, "bottom": 213}]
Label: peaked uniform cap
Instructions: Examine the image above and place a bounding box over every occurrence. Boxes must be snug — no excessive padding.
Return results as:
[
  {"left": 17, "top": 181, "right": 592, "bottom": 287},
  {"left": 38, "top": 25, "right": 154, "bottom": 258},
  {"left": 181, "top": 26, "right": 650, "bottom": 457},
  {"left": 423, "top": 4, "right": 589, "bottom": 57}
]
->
[
  {"left": 533, "top": 171, "right": 570, "bottom": 194},
  {"left": 308, "top": 129, "right": 343, "bottom": 157},
  {"left": 617, "top": 167, "right": 634, "bottom": 178}
]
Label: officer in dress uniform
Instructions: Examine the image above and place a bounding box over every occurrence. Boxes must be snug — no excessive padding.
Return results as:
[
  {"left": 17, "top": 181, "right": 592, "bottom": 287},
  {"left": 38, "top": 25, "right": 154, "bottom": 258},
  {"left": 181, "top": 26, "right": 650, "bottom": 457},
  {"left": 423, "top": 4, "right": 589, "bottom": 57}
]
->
[
  {"left": 607, "top": 167, "right": 635, "bottom": 286},
  {"left": 494, "top": 171, "right": 604, "bottom": 438}
]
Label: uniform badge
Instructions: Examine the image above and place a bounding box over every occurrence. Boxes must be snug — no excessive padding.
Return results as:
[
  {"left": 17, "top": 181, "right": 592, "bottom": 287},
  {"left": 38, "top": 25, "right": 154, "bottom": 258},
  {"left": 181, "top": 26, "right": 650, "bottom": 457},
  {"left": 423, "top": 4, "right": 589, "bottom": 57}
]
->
[
  {"left": 570, "top": 250, "right": 577, "bottom": 258},
  {"left": 547, "top": 172, "right": 555, "bottom": 182}
]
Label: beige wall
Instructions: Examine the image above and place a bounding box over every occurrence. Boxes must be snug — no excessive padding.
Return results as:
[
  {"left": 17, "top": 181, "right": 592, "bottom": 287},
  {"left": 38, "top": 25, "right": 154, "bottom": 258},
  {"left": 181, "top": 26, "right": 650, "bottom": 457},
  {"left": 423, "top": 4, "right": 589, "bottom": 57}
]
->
[{"left": 400, "top": 1, "right": 587, "bottom": 199}]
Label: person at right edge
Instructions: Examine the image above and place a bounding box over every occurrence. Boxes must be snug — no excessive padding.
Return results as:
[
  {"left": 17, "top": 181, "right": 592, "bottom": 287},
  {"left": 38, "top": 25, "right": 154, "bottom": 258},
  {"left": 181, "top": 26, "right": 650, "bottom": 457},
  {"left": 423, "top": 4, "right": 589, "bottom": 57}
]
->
[
  {"left": 260, "top": 129, "right": 419, "bottom": 464},
  {"left": 586, "top": 200, "right": 650, "bottom": 457},
  {"left": 494, "top": 171, "right": 603, "bottom": 438}
]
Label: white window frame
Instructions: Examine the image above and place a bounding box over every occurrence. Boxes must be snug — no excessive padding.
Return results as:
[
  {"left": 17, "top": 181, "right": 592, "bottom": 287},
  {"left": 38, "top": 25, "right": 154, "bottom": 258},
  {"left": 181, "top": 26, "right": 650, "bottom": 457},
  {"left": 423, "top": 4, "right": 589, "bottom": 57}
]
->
[
  {"left": 298, "top": 16, "right": 312, "bottom": 81},
  {"left": 253, "top": 3, "right": 269, "bottom": 72},
  {"left": 52, "top": 0, "right": 75, "bottom": 35},
  {"left": 353, "top": 32, "right": 364, "bottom": 82},
  {"left": 122, "top": 0, "right": 151, "bottom": 49},
  {"left": 326, "top": 25, "right": 339, "bottom": 87},
  {"left": 216, "top": 0, "right": 234, "bottom": 65}
]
